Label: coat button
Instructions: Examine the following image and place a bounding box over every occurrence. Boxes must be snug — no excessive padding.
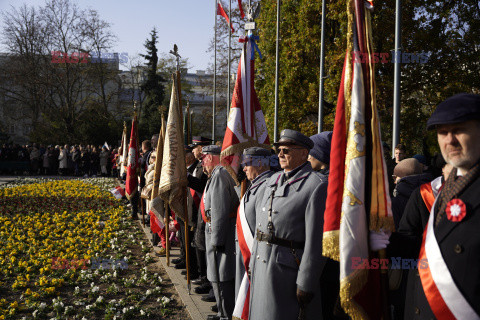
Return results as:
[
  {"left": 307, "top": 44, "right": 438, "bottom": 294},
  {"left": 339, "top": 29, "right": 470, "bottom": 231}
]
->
[
  {"left": 262, "top": 259, "right": 266, "bottom": 263},
  {"left": 258, "top": 223, "right": 261, "bottom": 227},
  {"left": 262, "top": 207, "right": 265, "bottom": 211},
  {"left": 257, "top": 255, "right": 260, "bottom": 259},
  {"left": 454, "top": 244, "right": 463, "bottom": 254},
  {"left": 414, "top": 307, "right": 420, "bottom": 315}
]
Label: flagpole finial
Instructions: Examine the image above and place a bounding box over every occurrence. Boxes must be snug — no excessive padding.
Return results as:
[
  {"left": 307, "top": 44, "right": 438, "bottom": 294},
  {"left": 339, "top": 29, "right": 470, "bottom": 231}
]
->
[{"left": 169, "top": 44, "right": 181, "bottom": 72}]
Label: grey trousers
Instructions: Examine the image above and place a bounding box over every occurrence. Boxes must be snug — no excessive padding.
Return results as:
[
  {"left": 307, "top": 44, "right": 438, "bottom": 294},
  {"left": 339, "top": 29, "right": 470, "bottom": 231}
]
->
[{"left": 212, "top": 280, "right": 235, "bottom": 319}]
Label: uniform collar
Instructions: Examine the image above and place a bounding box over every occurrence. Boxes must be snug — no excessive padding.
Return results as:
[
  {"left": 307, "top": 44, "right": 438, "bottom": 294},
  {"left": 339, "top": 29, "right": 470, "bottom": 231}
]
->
[
  {"left": 251, "top": 170, "right": 272, "bottom": 187},
  {"left": 283, "top": 161, "right": 309, "bottom": 180}
]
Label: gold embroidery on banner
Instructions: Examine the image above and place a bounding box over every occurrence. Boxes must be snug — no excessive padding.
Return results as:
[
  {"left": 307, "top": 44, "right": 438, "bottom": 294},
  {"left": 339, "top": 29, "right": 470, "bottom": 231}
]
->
[{"left": 345, "top": 190, "right": 362, "bottom": 206}]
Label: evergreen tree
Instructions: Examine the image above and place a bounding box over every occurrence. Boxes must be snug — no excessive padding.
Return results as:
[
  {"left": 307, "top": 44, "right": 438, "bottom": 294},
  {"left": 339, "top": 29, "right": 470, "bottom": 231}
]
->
[
  {"left": 255, "top": 0, "right": 480, "bottom": 154},
  {"left": 140, "top": 28, "right": 165, "bottom": 138}
]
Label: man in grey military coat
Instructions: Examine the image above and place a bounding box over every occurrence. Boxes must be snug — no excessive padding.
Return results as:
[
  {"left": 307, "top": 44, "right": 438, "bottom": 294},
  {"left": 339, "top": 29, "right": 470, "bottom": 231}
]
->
[
  {"left": 233, "top": 147, "right": 275, "bottom": 317},
  {"left": 202, "top": 145, "right": 240, "bottom": 319},
  {"left": 249, "top": 129, "right": 328, "bottom": 320}
]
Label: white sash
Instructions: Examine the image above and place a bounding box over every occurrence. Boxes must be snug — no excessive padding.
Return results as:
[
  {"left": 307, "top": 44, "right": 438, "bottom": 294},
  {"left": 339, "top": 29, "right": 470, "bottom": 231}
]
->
[
  {"left": 233, "top": 197, "right": 253, "bottom": 320},
  {"left": 422, "top": 198, "right": 480, "bottom": 319}
]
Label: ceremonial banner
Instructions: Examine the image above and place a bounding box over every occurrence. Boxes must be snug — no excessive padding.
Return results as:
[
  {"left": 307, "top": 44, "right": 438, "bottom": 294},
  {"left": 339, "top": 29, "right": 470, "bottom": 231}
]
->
[
  {"left": 221, "top": 33, "right": 270, "bottom": 184},
  {"left": 150, "top": 115, "right": 166, "bottom": 220},
  {"left": 322, "top": 1, "right": 394, "bottom": 319},
  {"left": 217, "top": 0, "right": 234, "bottom": 33},
  {"left": 158, "top": 73, "right": 188, "bottom": 220},
  {"left": 119, "top": 123, "right": 128, "bottom": 177},
  {"left": 125, "top": 115, "right": 139, "bottom": 199}
]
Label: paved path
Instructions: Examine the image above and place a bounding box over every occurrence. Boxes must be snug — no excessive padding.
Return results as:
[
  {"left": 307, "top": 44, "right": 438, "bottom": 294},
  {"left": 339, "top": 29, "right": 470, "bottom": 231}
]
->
[{"left": 138, "top": 221, "right": 216, "bottom": 320}]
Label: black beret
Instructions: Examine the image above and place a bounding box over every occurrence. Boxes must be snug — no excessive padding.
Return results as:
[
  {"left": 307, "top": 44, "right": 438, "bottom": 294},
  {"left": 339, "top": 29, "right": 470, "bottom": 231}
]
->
[
  {"left": 427, "top": 93, "right": 480, "bottom": 130},
  {"left": 202, "top": 145, "right": 221, "bottom": 155},
  {"left": 273, "top": 129, "right": 314, "bottom": 150}
]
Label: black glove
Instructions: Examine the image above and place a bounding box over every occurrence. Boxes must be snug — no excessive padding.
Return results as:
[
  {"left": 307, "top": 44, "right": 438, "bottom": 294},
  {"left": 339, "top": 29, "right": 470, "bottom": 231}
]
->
[
  {"left": 213, "top": 245, "right": 225, "bottom": 253},
  {"left": 296, "top": 288, "right": 314, "bottom": 310}
]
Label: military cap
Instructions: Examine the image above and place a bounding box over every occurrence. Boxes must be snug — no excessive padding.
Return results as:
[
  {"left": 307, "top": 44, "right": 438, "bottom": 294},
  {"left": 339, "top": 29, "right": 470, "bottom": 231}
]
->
[
  {"left": 242, "top": 147, "right": 272, "bottom": 166},
  {"left": 192, "top": 136, "right": 213, "bottom": 146},
  {"left": 184, "top": 144, "right": 194, "bottom": 152},
  {"left": 273, "top": 129, "right": 314, "bottom": 150},
  {"left": 202, "top": 145, "right": 221, "bottom": 155},
  {"left": 243, "top": 147, "right": 272, "bottom": 157},
  {"left": 427, "top": 93, "right": 480, "bottom": 130}
]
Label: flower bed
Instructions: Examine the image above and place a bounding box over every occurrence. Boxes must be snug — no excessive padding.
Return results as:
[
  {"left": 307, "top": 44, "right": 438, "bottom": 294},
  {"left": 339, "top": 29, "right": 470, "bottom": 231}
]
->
[{"left": 0, "top": 178, "right": 188, "bottom": 319}]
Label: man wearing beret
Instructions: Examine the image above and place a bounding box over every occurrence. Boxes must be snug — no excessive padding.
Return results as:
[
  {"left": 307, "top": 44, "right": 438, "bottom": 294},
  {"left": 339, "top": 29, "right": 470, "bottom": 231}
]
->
[
  {"left": 308, "top": 131, "right": 332, "bottom": 175},
  {"left": 373, "top": 93, "right": 480, "bottom": 319},
  {"left": 201, "top": 145, "right": 240, "bottom": 319},
  {"left": 233, "top": 147, "right": 274, "bottom": 318},
  {"left": 248, "top": 129, "right": 328, "bottom": 319}
]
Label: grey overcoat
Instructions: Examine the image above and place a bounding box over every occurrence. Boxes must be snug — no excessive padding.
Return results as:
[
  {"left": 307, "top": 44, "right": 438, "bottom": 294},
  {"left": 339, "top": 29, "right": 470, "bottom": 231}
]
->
[
  {"left": 235, "top": 170, "right": 274, "bottom": 298},
  {"left": 249, "top": 162, "right": 328, "bottom": 320},
  {"left": 204, "top": 165, "right": 240, "bottom": 282}
]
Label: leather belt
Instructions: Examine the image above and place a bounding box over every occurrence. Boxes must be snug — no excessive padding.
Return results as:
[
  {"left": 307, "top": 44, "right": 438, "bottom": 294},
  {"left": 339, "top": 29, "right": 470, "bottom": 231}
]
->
[{"left": 256, "top": 230, "right": 304, "bottom": 250}]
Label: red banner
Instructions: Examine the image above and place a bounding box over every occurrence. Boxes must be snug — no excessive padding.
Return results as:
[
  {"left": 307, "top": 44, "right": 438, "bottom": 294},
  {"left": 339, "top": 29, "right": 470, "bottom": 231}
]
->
[{"left": 125, "top": 116, "right": 139, "bottom": 199}]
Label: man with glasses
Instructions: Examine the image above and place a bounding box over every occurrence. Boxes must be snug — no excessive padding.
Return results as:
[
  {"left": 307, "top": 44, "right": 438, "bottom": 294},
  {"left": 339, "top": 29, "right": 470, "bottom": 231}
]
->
[{"left": 249, "top": 129, "right": 329, "bottom": 319}]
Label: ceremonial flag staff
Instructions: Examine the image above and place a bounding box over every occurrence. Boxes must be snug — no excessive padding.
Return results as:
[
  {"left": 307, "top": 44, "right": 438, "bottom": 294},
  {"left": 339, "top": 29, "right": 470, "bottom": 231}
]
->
[
  {"left": 213, "top": 0, "right": 218, "bottom": 142},
  {"left": 170, "top": 45, "right": 192, "bottom": 294},
  {"left": 227, "top": 0, "right": 232, "bottom": 126},
  {"left": 392, "top": 0, "right": 402, "bottom": 157},
  {"left": 317, "top": 0, "right": 326, "bottom": 133},
  {"left": 274, "top": 0, "right": 281, "bottom": 142}
]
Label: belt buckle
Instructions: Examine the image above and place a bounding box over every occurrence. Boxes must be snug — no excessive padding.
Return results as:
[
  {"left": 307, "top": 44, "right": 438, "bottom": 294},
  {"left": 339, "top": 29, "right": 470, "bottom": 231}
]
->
[{"left": 266, "top": 232, "right": 274, "bottom": 245}]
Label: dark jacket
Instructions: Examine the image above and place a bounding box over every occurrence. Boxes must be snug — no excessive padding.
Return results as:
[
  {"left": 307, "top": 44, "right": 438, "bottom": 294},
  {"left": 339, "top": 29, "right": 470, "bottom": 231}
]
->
[
  {"left": 392, "top": 173, "right": 434, "bottom": 229},
  {"left": 388, "top": 174, "right": 480, "bottom": 319}
]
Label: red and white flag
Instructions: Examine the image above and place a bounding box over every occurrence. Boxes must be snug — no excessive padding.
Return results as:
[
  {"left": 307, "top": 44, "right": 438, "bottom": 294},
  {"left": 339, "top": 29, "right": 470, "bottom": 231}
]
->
[
  {"left": 125, "top": 115, "right": 139, "bottom": 199},
  {"left": 217, "top": 1, "right": 235, "bottom": 33},
  {"left": 221, "top": 33, "right": 270, "bottom": 184},
  {"left": 322, "top": 1, "right": 394, "bottom": 319},
  {"left": 110, "top": 186, "right": 125, "bottom": 199},
  {"left": 119, "top": 123, "right": 128, "bottom": 177}
]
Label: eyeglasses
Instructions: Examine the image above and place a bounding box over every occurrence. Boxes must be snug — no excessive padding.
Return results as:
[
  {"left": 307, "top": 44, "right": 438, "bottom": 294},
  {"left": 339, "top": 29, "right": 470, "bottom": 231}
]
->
[{"left": 275, "top": 147, "right": 303, "bottom": 155}]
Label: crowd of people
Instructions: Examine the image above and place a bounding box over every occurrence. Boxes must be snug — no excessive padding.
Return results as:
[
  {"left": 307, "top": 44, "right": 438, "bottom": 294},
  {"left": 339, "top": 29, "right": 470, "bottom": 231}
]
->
[
  {"left": 118, "top": 93, "right": 480, "bottom": 320},
  {"left": 0, "top": 143, "right": 118, "bottom": 177}
]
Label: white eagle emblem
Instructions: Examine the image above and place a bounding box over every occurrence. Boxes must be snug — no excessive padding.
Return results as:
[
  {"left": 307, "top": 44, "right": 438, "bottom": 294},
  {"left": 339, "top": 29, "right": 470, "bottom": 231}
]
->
[{"left": 128, "top": 147, "right": 136, "bottom": 167}]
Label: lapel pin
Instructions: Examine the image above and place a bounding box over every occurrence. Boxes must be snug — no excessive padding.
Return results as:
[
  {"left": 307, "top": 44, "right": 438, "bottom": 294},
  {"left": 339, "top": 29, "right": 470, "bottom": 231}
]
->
[{"left": 446, "top": 198, "right": 467, "bottom": 222}]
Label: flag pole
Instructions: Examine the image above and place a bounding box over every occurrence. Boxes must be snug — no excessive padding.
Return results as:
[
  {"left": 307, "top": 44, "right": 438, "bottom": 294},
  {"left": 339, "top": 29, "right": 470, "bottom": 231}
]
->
[
  {"left": 176, "top": 71, "right": 191, "bottom": 295},
  {"left": 392, "top": 0, "right": 401, "bottom": 157},
  {"left": 318, "top": 0, "right": 326, "bottom": 133},
  {"left": 227, "top": 0, "right": 231, "bottom": 127},
  {"left": 164, "top": 202, "right": 170, "bottom": 266},
  {"left": 213, "top": 0, "right": 217, "bottom": 142},
  {"left": 171, "top": 44, "right": 192, "bottom": 294},
  {"left": 274, "top": 0, "right": 281, "bottom": 142}
]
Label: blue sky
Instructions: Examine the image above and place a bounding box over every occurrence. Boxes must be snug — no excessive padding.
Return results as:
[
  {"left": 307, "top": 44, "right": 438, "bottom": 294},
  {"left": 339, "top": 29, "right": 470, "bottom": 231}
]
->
[{"left": 0, "top": 0, "right": 217, "bottom": 72}]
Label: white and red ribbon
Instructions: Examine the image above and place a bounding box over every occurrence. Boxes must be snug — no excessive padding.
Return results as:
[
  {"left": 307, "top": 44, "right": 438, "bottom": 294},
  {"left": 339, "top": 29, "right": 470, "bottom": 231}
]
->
[
  {"left": 233, "top": 197, "right": 253, "bottom": 320},
  {"left": 419, "top": 198, "right": 480, "bottom": 320}
]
